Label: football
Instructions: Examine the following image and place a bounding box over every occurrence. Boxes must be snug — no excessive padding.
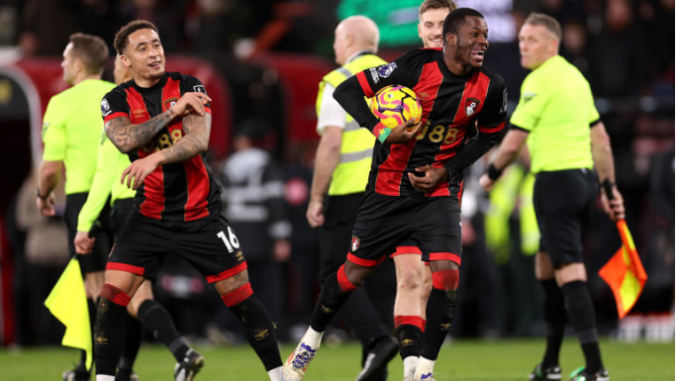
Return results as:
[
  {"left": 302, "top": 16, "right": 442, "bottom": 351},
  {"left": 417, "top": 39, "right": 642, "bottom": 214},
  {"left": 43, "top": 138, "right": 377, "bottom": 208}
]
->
[{"left": 370, "top": 85, "right": 422, "bottom": 129}]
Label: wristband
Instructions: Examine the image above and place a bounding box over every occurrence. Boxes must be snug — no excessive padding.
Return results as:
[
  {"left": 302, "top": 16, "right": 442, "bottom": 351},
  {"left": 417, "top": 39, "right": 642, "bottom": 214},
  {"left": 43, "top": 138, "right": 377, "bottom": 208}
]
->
[
  {"left": 487, "top": 163, "right": 503, "bottom": 181},
  {"left": 372, "top": 122, "right": 392, "bottom": 143},
  {"left": 36, "top": 188, "right": 49, "bottom": 200}
]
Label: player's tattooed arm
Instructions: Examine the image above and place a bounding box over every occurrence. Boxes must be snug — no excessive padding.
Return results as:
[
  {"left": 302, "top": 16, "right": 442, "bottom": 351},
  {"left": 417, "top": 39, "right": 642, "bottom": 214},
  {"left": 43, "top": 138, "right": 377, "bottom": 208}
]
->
[
  {"left": 104, "top": 111, "right": 175, "bottom": 153},
  {"left": 157, "top": 113, "right": 211, "bottom": 164}
]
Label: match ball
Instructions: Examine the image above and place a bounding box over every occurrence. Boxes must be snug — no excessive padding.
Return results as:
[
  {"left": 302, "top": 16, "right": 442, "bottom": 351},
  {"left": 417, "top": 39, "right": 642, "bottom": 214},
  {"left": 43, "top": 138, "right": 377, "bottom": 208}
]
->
[{"left": 370, "top": 85, "right": 422, "bottom": 129}]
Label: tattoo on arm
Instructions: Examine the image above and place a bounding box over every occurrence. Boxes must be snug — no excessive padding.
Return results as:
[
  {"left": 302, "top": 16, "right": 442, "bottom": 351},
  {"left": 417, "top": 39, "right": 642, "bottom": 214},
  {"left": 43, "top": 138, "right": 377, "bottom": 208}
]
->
[
  {"left": 104, "top": 110, "right": 176, "bottom": 153},
  {"left": 158, "top": 113, "right": 212, "bottom": 164}
]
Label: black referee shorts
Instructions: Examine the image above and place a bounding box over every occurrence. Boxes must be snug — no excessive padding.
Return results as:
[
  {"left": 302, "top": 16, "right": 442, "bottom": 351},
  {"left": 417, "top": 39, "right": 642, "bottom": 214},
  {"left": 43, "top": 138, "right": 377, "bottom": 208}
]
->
[
  {"left": 533, "top": 168, "right": 597, "bottom": 265},
  {"left": 108, "top": 212, "right": 247, "bottom": 282},
  {"left": 349, "top": 191, "right": 462, "bottom": 267},
  {"left": 65, "top": 193, "right": 110, "bottom": 274}
]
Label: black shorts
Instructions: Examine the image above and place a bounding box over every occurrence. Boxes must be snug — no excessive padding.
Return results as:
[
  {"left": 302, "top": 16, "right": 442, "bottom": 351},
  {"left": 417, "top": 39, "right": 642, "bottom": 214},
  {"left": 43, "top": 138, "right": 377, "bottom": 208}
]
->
[
  {"left": 349, "top": 191, "right": 462, "bottom": 266},
  {"left": 111, "top": 198, "right": 134, "bottom": 238},
  {"left": 65, "top": 193, "right": 111, "bottom": 273},
  {"left": 108, "top": 212, "right": 246, "bottom": 282},
  {"left": 533, "top": 168, "right": 597, "bottom": 265}
]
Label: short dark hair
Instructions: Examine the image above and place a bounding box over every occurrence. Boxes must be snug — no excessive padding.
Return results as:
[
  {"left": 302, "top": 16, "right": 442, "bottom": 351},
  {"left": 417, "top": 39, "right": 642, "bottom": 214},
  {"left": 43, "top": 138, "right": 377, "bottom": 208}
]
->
[
  {"left": 419, "top": 0, "right": 457, "bottom": 16},
  {"left": 442, "top": 7, "right": 485, "bottom": 37},
  {"left": 68, "top": 33, "right": 108, "bottom": 75},
  {"left": 525, "top": 12, "right": 562, "bottom": 41},
  {"left": 114, "top": 20, "right": 160, "bottom": 55}
]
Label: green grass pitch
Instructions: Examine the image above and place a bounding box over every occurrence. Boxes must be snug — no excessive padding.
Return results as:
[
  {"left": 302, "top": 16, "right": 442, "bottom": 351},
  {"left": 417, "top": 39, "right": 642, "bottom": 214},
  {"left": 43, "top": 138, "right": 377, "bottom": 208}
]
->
[{"left": 1, "top": 339, "right": 673, "bottom": 380}]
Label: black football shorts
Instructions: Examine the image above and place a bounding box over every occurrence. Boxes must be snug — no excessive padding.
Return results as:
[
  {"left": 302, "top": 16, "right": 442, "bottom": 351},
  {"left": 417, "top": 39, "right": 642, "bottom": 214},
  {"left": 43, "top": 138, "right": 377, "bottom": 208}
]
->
[
  {"left": 348, "top": 191, "right": 462, "bottom": 267},
  {"left": 533, "top": 168, "right": 597, "bottom": 265},
  {"left": 107, "top": 212, "right": 247, "bottom": 282}
]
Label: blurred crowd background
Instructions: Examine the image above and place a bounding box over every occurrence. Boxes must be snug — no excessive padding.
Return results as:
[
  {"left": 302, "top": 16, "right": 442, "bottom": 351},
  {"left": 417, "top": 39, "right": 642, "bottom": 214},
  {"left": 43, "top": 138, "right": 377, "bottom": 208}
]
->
[{"left": 0, "top": 0, "right": 673, "bottom": 349}]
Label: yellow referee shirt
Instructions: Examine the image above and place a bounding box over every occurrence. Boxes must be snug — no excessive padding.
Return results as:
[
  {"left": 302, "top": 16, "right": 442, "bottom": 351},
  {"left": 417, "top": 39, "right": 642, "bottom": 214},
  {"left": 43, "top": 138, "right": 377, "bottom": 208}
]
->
[
  {"left": 510, "top": 55, "right": 599, "bottom": 173},
  {"left": 42, "top": 79, "right": 116, "bottom": 195}
]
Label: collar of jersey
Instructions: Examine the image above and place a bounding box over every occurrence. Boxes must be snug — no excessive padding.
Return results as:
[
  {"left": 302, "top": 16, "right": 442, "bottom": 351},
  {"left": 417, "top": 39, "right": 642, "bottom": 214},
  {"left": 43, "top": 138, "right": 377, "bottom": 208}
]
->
[{"left": 131, "top": 72, "right": 169, "bottom": 94}]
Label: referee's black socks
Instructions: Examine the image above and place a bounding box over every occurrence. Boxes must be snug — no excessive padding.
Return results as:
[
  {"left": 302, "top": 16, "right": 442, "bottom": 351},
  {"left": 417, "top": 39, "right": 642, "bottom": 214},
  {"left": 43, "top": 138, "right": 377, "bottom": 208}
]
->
[
  {"left": 540, "top": 279, "right": 566, "bottom": 368},
  {"left": 561, "top": 280, "right": 605, "bottom": 373}
]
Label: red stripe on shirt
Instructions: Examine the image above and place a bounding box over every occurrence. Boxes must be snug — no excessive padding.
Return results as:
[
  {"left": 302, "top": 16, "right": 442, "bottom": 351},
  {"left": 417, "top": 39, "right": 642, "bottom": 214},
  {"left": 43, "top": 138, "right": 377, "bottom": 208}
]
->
[
  {"left": 104, "top": 111, "right": 129, "bottom": 124},
  {"left": 356, "top": 71, "right": 375, "bottom": 97},
  {"left": 161, "top": 78, "right": 211, "bottom": 221},
  {"left": 427, "top": 71, "right": 491, "bottom": 197},
  {"left": 125, "top": 87, "right": 166, "bottom": 219},
  {"left": 183, "top": 156, "right": 211, "bottom": 221}
]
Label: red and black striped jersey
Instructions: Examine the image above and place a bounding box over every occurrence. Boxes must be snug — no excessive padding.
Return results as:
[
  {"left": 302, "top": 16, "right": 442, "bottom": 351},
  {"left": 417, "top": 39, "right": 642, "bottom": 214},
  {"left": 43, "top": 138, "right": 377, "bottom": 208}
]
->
[
  {"left": 335, "top": 48, "right": 507, "bottom": 198},
  {"left": 101, "top": 72, "right": 222, "bottom": 228}
]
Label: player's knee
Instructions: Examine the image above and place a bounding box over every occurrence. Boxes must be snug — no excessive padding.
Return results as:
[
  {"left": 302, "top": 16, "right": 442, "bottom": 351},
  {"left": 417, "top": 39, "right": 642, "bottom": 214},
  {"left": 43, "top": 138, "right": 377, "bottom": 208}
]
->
[
  {"left": 398, "top": 267, "right": 423, "bottom": 292},
  {"left": 431, "top": 269, "right": 459, "bottom": 291},
  {"left": 101, "top": 283, "right": 131, "bottom": 307},
  {"left": 221, "top": 282, "right": 254, "bottom": 307},
  {"left": 343, "top": 261, "right": 373, "bottom": 288},
  {"left": 420, "top": 276, "right": 432, "bottom": 301},
  {"left": 337, "top": 264, "right": 361, "bottom": 291}
]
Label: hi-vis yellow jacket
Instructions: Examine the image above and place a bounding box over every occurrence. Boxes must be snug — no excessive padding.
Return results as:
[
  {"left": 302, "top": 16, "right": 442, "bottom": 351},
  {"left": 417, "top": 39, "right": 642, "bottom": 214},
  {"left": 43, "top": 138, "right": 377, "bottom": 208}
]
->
[{"left": 316, "top": 54, "right": 386, "bottom": 196}]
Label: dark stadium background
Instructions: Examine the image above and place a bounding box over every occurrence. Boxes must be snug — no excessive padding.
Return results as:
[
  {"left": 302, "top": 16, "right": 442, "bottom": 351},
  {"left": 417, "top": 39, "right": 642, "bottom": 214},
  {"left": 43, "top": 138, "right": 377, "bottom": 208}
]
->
[{"left": 0, "top": 0, "right": 673, "bottom": 352}]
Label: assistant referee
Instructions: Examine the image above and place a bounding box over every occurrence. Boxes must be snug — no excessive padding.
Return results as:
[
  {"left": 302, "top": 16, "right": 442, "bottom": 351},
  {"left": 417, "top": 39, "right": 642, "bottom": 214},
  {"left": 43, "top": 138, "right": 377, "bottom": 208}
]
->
[
  {"left": 36, "top": 32, "right": 114, "bottom": 381},
  {"left": 479, "top": 13, "right": 624, "bottom": 381}
]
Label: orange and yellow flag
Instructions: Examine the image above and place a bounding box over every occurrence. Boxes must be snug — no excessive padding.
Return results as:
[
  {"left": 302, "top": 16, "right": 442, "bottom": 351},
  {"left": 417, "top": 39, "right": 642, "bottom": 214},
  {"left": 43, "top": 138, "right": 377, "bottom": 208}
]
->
[{"left": 598, "top": 220, "right": 648, "bottom": 319}]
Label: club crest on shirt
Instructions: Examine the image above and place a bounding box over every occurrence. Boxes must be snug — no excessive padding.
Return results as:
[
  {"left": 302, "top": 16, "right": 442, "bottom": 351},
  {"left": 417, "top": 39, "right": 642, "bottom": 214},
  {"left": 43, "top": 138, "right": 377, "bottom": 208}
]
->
[
  {"left": 193, "top": 85, "right": 207, "bottom": 95},
  {"left": 377, "top": 62, "right": 397, "bottom": 78},
  {"left": 164, "top": 97, "right": 178, "bottom": 110},
  {"left": 351, "top": 236, "right": 361, "bottom": 252},
  {"left": 465, "top": 98, "right": 480, "bottom": 117}
]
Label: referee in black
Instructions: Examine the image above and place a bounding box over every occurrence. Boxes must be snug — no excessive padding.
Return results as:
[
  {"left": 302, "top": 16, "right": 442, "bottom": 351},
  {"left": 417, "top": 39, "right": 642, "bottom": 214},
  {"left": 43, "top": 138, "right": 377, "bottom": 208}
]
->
[{"left": 480, "top": 13, "right": 624, "bottom": 381}]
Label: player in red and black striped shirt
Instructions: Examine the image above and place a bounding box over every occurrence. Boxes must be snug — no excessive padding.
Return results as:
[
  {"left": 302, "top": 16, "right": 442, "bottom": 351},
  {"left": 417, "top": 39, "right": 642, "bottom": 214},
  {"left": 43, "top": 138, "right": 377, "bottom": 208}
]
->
[
  {"left": 94, "top": 20, "right": 283, "bottom": 381},
  {"left": 284, "top": 8, "right": 506, "bottom": 381}
]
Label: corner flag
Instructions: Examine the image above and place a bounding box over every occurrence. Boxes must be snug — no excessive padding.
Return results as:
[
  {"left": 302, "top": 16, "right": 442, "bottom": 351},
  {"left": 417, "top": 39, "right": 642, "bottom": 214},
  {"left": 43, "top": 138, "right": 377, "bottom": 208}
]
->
[
  {"left": 598, "top": 219, "right": 648, "bottom": 319},
  {"left": 44, "top": 258, "right": 92, "bottom": 369}
]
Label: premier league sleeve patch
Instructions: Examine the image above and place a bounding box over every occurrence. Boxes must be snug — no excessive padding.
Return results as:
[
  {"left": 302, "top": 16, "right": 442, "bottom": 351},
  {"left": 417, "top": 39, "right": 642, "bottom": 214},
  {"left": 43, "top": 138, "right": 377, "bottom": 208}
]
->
[
  {"left": 101, "top": 98, "right": 111, "bottom": 117},
  {"left": 193, "top": 85, "right": 207, "bottom": 95},
  {"left": 377, "top": 62, "right": 397, "bottom": 78}
]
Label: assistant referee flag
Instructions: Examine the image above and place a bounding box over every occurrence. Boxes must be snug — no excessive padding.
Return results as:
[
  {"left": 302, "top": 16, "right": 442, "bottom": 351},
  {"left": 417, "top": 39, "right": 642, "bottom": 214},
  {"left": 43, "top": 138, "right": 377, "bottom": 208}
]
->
[
  {"left": 598, "top": 220, "right": 648, "bottom": 319},
  {"left": 44, "top": 258, "right": 92, "bottom": 369}
]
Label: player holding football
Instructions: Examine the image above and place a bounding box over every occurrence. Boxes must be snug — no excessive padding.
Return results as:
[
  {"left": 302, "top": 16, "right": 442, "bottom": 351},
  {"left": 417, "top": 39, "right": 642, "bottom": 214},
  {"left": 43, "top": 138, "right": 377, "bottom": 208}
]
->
[
  {"left": 93, "top": 20, "right": 283, "bottom": 381},
  {"left": 285, "top": 8, "right": 507, "bottom": 381}
]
